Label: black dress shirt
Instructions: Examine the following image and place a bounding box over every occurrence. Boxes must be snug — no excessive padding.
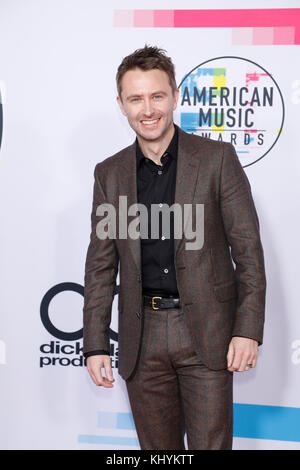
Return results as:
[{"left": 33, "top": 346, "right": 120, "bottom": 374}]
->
[
  {"left": 84, "top": 123, "right": 179, "bottom": 359},
  {"left": 137, "top": 123, "right": 179, "bottom": 297}
]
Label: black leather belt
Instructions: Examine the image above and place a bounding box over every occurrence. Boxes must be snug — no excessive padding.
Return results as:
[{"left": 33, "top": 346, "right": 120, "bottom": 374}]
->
[{"left": 143, "top": 295, "right": 181, "bottom": 310}]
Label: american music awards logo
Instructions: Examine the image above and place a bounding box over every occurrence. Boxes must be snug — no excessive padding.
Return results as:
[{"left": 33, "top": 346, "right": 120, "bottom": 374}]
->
[{"left": 178, "top": 56, "right": 284, "bottom": 167}]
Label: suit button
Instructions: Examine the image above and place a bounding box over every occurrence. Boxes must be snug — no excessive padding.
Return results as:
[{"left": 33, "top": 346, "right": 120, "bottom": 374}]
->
[
  {"left": 136, "top": 312, "right": 141, "bottom": 319},
  {"left": 137, "top": 274, "right": 141, "bottom": 282}
]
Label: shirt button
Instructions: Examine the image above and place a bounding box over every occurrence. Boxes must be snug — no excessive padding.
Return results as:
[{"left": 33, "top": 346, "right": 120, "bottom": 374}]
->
[
  {"left": 164, "top": 268, "right": 169, "bottom": 273},
  {"left": 161, "top": 236, "right": 166, "bottom": 240},
  {"left": 159, "top": 203, "right": 163, "bottom": 208},
  {"left": 158, "top": 170, "right": 162, "bottom": 175}
]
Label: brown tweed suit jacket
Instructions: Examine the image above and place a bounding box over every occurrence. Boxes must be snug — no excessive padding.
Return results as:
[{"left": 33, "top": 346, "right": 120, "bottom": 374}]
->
[{"left": 83, "top": 126, "right": 266, "bottom": 381}]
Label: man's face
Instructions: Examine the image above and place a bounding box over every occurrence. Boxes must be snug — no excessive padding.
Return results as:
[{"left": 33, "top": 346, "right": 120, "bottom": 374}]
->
[{"left": 117, "top": 68, "right": 179, "bottom": 142}]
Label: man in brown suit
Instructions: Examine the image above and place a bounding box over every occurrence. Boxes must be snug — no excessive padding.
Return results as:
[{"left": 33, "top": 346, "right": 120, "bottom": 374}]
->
[{"left": 82, "top": 46, "right": 266, "bottom": 450}]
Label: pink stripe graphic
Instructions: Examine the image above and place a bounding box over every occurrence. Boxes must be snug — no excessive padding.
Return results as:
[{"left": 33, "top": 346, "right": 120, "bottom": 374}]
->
[
  {"left": 253, "top": 27, "right": 274, "bottom": 45},
  {"left": 232, "top": 28, "right": 253, "bottom": 45},
  {"left": 134, "top": 10, "right": 154, "bottom": 27},
  {"left": 114, "top": 8, "right": 300, "bottom": 44},
  {"left": 173, "top": 9, "right": 298, "bottom": 27},
  {"left": 114, "top": 10, "right": 134, "bottom": 27},
  {"left": 273, "top": 26, "right": 295, "bottom": 45},
  {"left": 153, "top": 10, "right": 174, "bottom": 27}
]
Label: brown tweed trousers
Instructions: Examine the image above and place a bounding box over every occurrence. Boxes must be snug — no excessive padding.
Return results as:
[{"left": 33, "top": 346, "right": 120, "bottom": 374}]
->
[{"left": 83, "top": 126, "right": 266, "bottom": 449}]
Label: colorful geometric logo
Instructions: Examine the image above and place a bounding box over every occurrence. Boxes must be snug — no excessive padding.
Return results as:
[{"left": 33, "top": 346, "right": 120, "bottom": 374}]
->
[{"left": 177, "top": 56, "right": 284, "bottom": 167}]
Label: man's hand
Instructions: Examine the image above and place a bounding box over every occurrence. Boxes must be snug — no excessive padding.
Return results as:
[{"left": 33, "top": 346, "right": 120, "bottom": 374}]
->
[
  {"left": 227, "top": 337, "right": 258, "bottom": 372},
  {"left": 86, "top": 355, "right": 115, "bottom": 387}
]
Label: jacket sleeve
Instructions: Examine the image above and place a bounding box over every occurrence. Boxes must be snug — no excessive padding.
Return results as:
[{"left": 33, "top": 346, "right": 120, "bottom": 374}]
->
[
  {"left": 220, "top": 142, "right": 267, "bottom": 345},
  {"left": 82, "top": 163, "right": 119, "bottom": 355}
]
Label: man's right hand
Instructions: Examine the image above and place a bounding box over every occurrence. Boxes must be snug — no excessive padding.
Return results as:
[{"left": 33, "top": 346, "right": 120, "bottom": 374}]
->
[{"left": 86, "top": 355, "right": 115, "bottom": 388}]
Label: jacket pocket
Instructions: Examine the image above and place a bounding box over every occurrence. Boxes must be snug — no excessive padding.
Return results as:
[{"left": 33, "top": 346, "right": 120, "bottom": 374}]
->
[{"left": 213, "top": 281, "right": 238, "bottom": 302}]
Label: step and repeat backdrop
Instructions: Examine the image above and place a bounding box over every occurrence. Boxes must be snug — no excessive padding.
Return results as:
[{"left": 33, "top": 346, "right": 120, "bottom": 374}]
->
[{"left": 0, "top": 0, "right": 300, "bottom": 450}]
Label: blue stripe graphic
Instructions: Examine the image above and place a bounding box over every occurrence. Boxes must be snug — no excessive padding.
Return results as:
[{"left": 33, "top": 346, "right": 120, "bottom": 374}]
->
[
  {"left": 97, "top": 411, "right": 116, "bottom": 429},
  {"left": 79, "top": 405, "right": 300, "bottom": 445},
  {"left": 97, "top": 411, "right": 135, "bottom": 430},
  {"left": 233, "top": 403, "right": 300, "bottom": 442},
  {"left": 78, "top": 434, "right": 139, "bottom": 446},
  {"left": 117, "top": 412, "right": 135, "bottom": 430}
]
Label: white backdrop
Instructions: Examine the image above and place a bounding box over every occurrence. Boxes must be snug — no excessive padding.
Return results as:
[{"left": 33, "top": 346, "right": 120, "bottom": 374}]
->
[{"left": 1, "top": 0, "right": 300, "bottom": 450}]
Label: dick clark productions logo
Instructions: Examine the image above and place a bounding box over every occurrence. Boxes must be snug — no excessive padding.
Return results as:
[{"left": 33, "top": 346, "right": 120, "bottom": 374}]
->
[
  {"left": 178, "top": 56, "right": 284, "bottom": 167},
  {"left": 39, "top": 282, "right": 119, "bottom": 368}
]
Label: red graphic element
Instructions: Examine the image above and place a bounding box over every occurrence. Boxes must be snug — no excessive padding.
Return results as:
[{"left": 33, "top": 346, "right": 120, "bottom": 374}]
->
[{"left": 246, "top": 72, "right": 270, "bottom": 87}]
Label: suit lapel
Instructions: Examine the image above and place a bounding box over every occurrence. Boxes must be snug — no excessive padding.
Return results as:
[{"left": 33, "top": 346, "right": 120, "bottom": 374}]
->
[
  {"left": 119, "top": 127, "right": 201, "bottom": 273},
  {"left": 173, "top": 127, "right": 201, "bottom": 259},
  {"left": 118, "top": 141, "right": 141, "bottom": 273}
]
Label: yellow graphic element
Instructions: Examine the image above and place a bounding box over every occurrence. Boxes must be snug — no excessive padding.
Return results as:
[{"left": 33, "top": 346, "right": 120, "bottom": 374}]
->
[{"left": 212, "top": 70, "right": 225, "bottom": 133}]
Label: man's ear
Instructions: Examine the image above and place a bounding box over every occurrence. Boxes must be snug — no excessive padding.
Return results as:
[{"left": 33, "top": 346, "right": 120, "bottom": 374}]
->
[
  {"left": 173, "top": 88, "right": 180, "bottom": 110},
  {"left": 117, "top": 95, "right": 127, "bottom": 117}
]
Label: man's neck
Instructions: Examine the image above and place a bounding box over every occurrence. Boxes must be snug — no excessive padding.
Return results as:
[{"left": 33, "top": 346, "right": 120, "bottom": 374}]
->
[{"left": 137, "top": 123, "right": 175, "bottom": 165}]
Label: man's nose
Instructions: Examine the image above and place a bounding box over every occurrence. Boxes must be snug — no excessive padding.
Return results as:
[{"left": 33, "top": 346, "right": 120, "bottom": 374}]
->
[{"left": 142, "top": 99, "right": 155, "bottom": 116}]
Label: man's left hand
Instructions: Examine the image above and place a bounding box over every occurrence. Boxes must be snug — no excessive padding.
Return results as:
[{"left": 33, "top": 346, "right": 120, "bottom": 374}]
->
[{"left": 227, "top": 337, "right": 258, "bottom": 372}]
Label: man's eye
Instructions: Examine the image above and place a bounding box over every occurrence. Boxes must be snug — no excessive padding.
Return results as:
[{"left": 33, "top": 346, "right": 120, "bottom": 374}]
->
[
  {"left": 132, "top": 97, "right": 140, "bottom": 102},
  {"left": 154, "top": 95, "right": 162, "bottom": 99}
]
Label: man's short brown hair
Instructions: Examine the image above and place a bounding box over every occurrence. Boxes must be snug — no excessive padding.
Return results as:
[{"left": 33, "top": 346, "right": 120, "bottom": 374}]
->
[{"left": 116, "top": 44, "right": 177, "bottom": 100}]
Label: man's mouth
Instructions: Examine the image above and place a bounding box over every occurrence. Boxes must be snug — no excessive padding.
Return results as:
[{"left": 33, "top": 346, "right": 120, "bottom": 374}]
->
[{"left": 140, "top": 118, "right": 160, "bottom": 126}]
